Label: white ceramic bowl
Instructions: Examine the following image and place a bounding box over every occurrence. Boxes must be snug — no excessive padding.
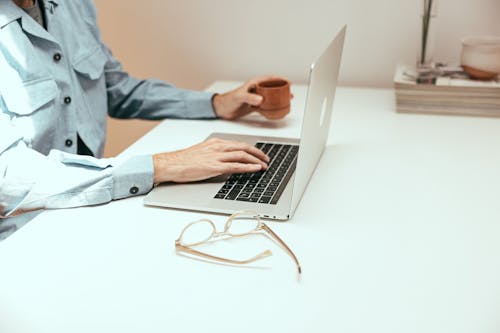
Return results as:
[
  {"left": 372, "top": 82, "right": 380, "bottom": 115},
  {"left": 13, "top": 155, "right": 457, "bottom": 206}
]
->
[{"left": 461, "top": 36, "right": 500, "bottom": 79}]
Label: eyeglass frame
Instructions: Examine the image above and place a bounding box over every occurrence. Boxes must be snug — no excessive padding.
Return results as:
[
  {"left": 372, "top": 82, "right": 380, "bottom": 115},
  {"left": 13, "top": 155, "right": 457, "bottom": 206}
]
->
[{"left": 175, "top": 210, "right": 301, "bottom": 274}]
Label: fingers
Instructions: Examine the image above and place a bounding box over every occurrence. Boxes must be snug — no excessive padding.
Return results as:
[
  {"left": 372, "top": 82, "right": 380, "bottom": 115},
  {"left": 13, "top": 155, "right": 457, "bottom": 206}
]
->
[
  {"left": 216, "top": 140, "right": 270, "bottom": 163},
  {"left": 243, "top": 93, "right": 263, "bottom": 107},
  {"left": 219, "top": 151, "right": 268, "bottom": 169},
  {"left": 205, "top": 138, "right": 270, "bottom": 173},
  {"left": 218, "top": 162, "right": 263, "bottom": 175}
]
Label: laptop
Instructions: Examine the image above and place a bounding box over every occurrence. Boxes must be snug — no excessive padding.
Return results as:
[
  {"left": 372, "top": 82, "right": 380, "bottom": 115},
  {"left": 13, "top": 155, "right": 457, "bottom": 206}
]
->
[{"left": 144, "top": 25, "right": 346, "bottom": 220}]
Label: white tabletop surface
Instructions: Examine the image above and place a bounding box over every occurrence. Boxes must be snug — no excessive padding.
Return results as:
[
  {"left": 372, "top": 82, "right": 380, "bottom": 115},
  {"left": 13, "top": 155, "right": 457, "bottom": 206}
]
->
[{"left": 1, "top": 82, "right": 500, "bottom": 333}]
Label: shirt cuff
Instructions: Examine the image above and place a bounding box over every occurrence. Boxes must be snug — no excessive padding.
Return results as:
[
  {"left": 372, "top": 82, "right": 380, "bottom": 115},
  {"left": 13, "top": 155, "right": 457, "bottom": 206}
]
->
[
  {"left": 184, "top": 90, "right": 218, "bottom": 119},
  {"left": 112, "top": 154, "right": 154, "bottom": 200}
]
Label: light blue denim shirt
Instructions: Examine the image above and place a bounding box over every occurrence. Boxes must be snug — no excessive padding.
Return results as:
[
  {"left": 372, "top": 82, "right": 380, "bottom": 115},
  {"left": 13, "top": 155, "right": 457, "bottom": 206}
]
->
[{"left": 0, "top": 0, "right": 216, "bottom": 237}]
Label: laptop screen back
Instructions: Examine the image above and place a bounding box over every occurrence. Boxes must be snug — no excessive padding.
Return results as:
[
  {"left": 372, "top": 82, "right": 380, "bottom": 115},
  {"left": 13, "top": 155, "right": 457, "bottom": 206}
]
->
[{"left": 290, "top": 26, "right": 346, "bottom": 214}]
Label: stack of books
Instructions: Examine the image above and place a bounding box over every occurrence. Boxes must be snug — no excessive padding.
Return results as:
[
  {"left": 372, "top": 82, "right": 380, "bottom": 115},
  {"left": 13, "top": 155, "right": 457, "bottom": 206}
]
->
[{"left": 394, "top": 65, "right": 500, "bottom": 117}]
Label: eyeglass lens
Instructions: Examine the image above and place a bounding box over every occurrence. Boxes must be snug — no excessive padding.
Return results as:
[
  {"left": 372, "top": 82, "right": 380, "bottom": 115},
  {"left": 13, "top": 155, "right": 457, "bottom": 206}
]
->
[{"left": 180, "top": 220, "right": 215, "bottom": 246}]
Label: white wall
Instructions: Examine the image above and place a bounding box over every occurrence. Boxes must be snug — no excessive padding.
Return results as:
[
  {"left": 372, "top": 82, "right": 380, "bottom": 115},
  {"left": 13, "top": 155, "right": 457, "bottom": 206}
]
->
[
  {"left": 95, "top": 0, "right": 500, "bottom": 155},
  {"left": 95, "top": 0, "right": 500, "bottom": 89}
]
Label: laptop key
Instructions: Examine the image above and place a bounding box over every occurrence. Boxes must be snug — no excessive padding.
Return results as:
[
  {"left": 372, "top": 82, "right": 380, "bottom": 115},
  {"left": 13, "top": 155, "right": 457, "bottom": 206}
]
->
[
  {"left": 214, "top": 141, "right": 299, "bottom": 205},
  {"left": 270, "top": 159, "right": 297, "bottom": 204},
  {"left": 259, "top": 196, "right": 272, "bottom": 204},
  {"left": 226, "top": 189, "right": 241, "bottom": 200}
]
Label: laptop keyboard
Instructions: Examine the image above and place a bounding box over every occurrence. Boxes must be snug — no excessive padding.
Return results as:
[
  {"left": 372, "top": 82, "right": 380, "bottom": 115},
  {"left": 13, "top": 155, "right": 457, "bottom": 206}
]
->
[{"left": 214, "top": 142, "right": 299, "bottom": 205}]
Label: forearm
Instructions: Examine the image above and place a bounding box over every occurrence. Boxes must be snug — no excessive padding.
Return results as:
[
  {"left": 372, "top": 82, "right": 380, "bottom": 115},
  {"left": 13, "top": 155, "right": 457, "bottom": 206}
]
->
[
  {"left": 107, "top": 76, "right": 217, "bottom": 120},
  {"left": 102, "top": 46, "right": 216, "bottom": 120}
]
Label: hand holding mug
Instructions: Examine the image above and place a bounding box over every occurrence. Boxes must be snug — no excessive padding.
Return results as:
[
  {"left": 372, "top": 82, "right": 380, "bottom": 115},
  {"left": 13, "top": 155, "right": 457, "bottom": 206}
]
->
[{"left": 212, "top": 76, "right": 292, "bottom": 120}]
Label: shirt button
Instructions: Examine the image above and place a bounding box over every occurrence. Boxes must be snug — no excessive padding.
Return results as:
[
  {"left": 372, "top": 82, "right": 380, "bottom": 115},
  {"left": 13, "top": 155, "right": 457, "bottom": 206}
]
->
[
  {"left": 129, "top": 186, "right": 139, "bottom": 195},
  {"left": 64, "top": 96, "right": 72, "bottom": 104},
  {"left": 65, "top": 139, "right": 73, "bottom": 147},
  {"left": 53, "top": 53, "right": 62, "bottom": 62}
]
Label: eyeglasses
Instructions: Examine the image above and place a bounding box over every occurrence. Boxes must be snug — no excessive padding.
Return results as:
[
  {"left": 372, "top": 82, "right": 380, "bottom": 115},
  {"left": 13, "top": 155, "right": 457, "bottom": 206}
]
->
[{"left": 175, "top": 210, "right": 301, "bottom": 274}]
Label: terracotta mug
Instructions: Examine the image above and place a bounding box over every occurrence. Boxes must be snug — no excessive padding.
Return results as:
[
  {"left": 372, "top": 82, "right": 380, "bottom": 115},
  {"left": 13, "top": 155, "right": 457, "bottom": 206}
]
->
[{"left": 253, "top": 79, "right": 291, "bottom": 120}]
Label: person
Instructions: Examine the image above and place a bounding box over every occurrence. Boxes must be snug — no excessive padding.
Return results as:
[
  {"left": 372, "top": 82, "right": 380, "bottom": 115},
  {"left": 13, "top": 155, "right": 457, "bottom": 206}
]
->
[{"left": 0, "top": 0, "right": 289, "bottom": 236}]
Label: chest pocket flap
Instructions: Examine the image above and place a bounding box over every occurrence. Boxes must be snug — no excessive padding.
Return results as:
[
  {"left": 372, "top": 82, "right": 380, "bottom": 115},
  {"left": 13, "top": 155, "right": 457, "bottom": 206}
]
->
[
  {"left": 72, "top": 44, "right": 107, "bottom": 80},
  {"left": 0, "top": 51, "right": 58, "bottom": 116},
  {"left": 1, "top": 77, "right": 58, "bottom": 116}
]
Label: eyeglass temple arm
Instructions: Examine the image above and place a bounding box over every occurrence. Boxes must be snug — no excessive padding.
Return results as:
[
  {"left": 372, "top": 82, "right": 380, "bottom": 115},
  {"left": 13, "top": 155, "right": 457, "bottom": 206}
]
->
[
  {"left": 175, "top": 243, "right": 272, "bottom": 265},
  {"left": 261, "top": 223, "right": 302, "bottom": 274}
]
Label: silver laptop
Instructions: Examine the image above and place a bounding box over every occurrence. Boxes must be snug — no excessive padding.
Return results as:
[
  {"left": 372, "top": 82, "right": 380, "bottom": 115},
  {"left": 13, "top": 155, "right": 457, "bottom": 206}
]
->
[{"left": 144, "top": 26, "right": 346, "bottom": 220}]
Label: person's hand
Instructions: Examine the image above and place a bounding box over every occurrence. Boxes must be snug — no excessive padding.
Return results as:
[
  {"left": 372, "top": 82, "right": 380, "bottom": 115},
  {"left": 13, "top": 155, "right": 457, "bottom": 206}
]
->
[
  {"left": 152, "top": 138, "right": 270, "bottom": 183},
  {"left": 212, "top": 75, "right": 289, "bottom": 120}
]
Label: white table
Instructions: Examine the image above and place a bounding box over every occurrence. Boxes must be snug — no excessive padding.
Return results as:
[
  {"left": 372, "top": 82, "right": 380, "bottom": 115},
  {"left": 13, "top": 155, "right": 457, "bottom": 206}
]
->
[{"left": 1, "top": 82, "right": 500, "bottom": 333}]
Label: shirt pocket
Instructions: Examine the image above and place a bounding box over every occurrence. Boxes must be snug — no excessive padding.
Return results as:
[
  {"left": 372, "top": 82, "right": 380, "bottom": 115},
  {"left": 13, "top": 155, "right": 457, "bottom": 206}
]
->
[
  {"left": 70, "top": 40, "right": 108, "bottom": 139},
  {"left": 72, "top": 43, "right": 107, "bottom": 80},
  {"left": 1, "top": 76, "right": 58, "bottom": 116},
  {"left": 0, "top": 75, "right": 58, "bottom": 154}
]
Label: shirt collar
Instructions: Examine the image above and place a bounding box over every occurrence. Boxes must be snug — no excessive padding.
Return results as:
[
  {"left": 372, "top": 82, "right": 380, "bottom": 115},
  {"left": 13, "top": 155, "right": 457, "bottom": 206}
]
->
[
  {"left": 0, "top": 1, "right": 23, "bottom": 29},
  {"left": 0, "top": 0, "right": 59, "bottom": 29}
]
